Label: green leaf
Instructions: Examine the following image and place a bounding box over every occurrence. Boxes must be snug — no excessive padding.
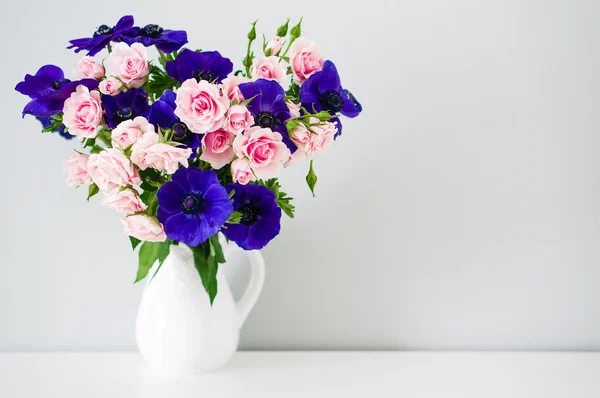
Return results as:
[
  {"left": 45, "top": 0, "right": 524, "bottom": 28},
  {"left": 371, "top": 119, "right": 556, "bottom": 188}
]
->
[
  {"left": 256, "top": 178, "right": 295, "bottom": 218},
  {"left": 277, "top": 18, "right": 290, "bottom": 37},
  {"left": 87, "top": 183, "right": 99, "bottom": 201},
  {"left": 306, "top": 160, "right": 317, "bottom": 197},
  {"left": 286, "top": 81, "right": 300, "bottom": 98},
  {"left": 210, "top": 235, "right": 226, "bottom": 264},
  {"left": 135, "top": 241, "right": 170, "bottom": 283},
  {"left": 191, "top": 243, "right": 219, "bottom": 305},
  {"left": 129, "top": 236, "right": 141, "bottom": 250},
  {"left": 226, "top": 211, "right": 242, "bottom": 224}
]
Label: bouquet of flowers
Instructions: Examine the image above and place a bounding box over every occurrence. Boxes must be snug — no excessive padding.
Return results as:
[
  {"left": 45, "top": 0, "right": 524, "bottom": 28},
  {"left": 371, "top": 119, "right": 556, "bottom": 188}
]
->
[{"left": 15, "top": 16, "right": 362, "bottom": 303}]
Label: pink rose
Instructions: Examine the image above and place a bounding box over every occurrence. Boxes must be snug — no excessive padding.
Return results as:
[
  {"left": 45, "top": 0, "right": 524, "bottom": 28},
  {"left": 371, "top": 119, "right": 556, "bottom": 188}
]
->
[
  {"left": 99, "top": 77, "right": 123, "bottom": 95},
  {"left": 130, "top": 132, "right": 191, "bottom": 174},
  {"left": 251, "top": 56, "right": 286, "bottom": 82},
  {"left": 289, "top": 38, "right": 324, "bottom": 83},
  {"left": 200, "top": 129, "right": 235, "bottom": 169},
  {"left": 87, "top": 148, "right": 141, "bottom": 193},
  {"left": 108, "top": 42, "right": 149, "bottom": 88},
  {"left": 224, "top": 105, "right": 254, "bottom": 135},
  {"left": 221, "top": 75, "right": 249, "bottom": 103},
  {"left": 62, "top": 153, "right": 91, "bottom": 186},
  {"left": 111, "top": 116, "right": 154, "bottom": 149},
  {"left": 62, "top": 85, "right": 103, "bottom": 138},
  {"left": 101, "top": 188, "right": 147, "bottom": 215},
  {"left": 286, "top": 100, "right": 301, "bottom": 118},
  {"left": 289, "top": 118, "right": 337, "bottom": 160},
  {"left": 122, "top": 215, "right": 166, "bottom": 242},
  {"left": 174, "top": 79, "right": 229, "bottom": 133},
  {"left": 232, "top": 126, "right": 291, "bottom": 179},
  {"left": 73, "top": 56, "right": 104, "bottom": 79},
  {"left": 285, "top": 147, "right": 306, "bottom": 166},
  {"left": 231, "top": 158, "right": 255, "bottom": 185},
  {"left": 266, "top": 36, "right": 283, "bottom": 56}
]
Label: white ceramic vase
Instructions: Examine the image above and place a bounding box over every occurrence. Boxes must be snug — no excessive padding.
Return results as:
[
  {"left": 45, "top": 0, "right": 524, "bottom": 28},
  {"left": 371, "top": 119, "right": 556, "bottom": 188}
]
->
[{"left": 135, "top": 241, "right": 265, "bottom": 375}]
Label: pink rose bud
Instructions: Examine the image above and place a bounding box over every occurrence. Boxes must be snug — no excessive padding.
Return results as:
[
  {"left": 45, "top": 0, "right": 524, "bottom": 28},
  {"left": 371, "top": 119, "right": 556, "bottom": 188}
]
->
[
  {"left": 224, "top": 105, "right": 254, "bottom": 135},
  {"left": 130, "top": 132, "right": 191, "bottom": 174},
  {"left": 122, "top": 215, "right": 166, "bottom": 242},
  {"left": 290, "top": 118, "right": 337, "bottom": 160},
  {"left": 232, "top": 126, "right": 291, "bottom": 179},
  {"left": 99, "top": 77, "right": 123, "bottom": 95},
  {"left": 231, "top": 158, "right": 255, "bottom": 185},
  {"left": 199, "top": 129, "right": 235, "bottom": 169},
  {"left": 221, "top": 75, "right": 249, "bottom": 103},
  {"left": 289, "top": 37, "right": 324, "bottom": 84},
  {"left": 267, "top": 36, "right": 283, "bottom": 56},
  {"left": 111, "top": 116, "right": 154, "bottom": 149},
  {"left": 62, "top": 85, "right": 103, "bottom": 138},
  {"left": 107, "top": 42, "right": 149, "bottom": 88},
  {"left": 251, "top": 56, "right": 287, "bottom": 82},
  {"left": 101, "top": 188, "right": 147, "bottom": 215},
  {"left": 73, "top": 56, "right": 105, "bottom": 79},
  {"left": 87, "top": 148, "right": 142, "bottom": 193},
  {"left": 286, "top": 100, "right": 301, "bottom": 119},
  {"left": 62, "top": 153, "right": 91, "bottom": 186},
  {"left": 174, "top": 79, "right": 229, "bottom": 133}
]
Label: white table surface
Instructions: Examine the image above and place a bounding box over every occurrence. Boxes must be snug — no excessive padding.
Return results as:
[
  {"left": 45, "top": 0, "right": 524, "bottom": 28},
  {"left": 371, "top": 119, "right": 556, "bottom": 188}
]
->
[{"left": 1, "top": 352, "right": 599, "bottom": 397}]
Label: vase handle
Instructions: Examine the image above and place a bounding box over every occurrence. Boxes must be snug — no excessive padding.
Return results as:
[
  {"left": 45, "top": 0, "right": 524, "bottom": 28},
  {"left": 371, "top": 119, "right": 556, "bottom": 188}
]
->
[{"left": 227, "top": 246, "right": 265, "bottom": 329}]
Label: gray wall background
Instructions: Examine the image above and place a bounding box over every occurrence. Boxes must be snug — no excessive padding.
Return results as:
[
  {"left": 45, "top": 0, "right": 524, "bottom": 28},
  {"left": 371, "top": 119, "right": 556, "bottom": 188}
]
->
[{"left": 1, "top": 0, "right": 600, "bottom": 351}]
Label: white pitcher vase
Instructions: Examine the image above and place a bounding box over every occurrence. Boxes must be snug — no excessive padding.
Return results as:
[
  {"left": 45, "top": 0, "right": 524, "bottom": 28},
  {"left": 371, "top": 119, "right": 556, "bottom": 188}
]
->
[{"left": 135, "top": 241, "right": 265, "bottom": 375}]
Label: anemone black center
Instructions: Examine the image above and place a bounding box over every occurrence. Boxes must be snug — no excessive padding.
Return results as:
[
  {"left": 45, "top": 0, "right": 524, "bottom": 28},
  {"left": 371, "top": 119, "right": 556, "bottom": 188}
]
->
[
  {"left": 140, "top": 24, "right": 164, "bottom": 38},
  {"left": 255, "top": 112, "right": 278, "bottom": 129},
  {"left": 52, "top": 79, "right": 71, "bottom": 90},
  {"left": 116, "top": 107, "right": 134, "bottom": 122},
  {"left": 194, "top": 70, "right": 216, "bottom": 82},
  {"left": 239, "top": 203, "right": 259, "bottom": 226},
  {"left": 171, "top": 122, "right": 191, "bottom": 142},
  {"left": 320, "top": 90, "right": 344, "bottom": 113},
  {"left": 181, "top": 194, "right": 203, "bottom": 215},
  {"left": 94, "top": 24, "right": 114, "bottom": 37}
]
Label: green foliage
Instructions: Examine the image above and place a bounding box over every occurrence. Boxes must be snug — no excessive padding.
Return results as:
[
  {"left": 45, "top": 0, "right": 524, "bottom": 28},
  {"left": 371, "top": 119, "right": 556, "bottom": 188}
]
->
[
  {"left": 87, "top": 183, "right": 99, "bottom": 201},
  {"left": 286, "top": 81, "right": 300, "bottom": 99},
  {"left": 258, "top": 178, "right": 295, "bottom": 218},
  {"left": 190, "top": 236, "right": 227, "bottom": 305},
  {"left": 140, "top": 189, "right": 158, "bottom": 216},
  {"left": 139, "top": 168, "right": 164, "bottom": 192},
  {"left": 134, "top": 240, "right": 171, "bottom": 283},
  {"left": 41, "top": 114, "right": 64, "bottom": 133},
  {"left": 226, "top": 211, "right": 242, "bottom": 224},
  {"left": 148, "top": 64, "right": 180, "bottom": 101},
  {"left": 129, "top": 236, "right": 141, "bottom": 250},
  {"left": 277, "top": 18, "right": 290, "bottom": 37},
  {"left": 306, "top": 160, "right": 317, "bottom": 197},
  {"left": 243, "top": 21, "right": 258, "bottom": 76}
]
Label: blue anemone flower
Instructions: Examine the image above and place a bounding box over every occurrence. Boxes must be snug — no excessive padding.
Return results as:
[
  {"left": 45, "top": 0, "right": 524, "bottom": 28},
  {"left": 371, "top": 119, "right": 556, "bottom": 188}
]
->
[
  {"left": 299, "top": 60, "right": 362, "bottom": 118},
  {"left": 67, "top": 15, "right": 135, "bottom": 56},
  {"left": 102, "top": 88, "right": 150, "bottom": 128},
  {"left": 15, "top": 65, "right": 99, "bottom": 117},
  {"left": 157, "top": 168, "right": 233, "bottom": 247},
  {"left": 148, "top": 90, "right": 200, "bottom": 157},
  {"left": 222, "top": 183, "right": 282, "bottom": 250},
  {"left": 166, "top": 49, "right": 233, "bottom": 83},
  {"left": 238, "top": 79, "right": 297, "bottom": 153},
  {"left": 122, "top": 24, "right": 187, "bottom": 54}
]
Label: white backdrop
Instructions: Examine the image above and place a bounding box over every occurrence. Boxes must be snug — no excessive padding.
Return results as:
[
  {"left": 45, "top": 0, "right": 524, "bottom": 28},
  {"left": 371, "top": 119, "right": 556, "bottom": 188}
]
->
[{"left": 1, "top": 0, "right": 600, "bottom": 351}]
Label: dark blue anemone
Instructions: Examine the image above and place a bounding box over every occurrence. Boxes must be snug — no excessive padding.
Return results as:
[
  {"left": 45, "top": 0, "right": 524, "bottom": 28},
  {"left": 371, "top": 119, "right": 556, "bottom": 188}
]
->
[
  {"left": 238, "top": 79, "right": 297, "bottom": 153},
  {"left": 15, "top": 65, "right": 99, "bottom": 117},
  {"left": 122, "top": 24, "right": 187, "bottom": 54},
  {"left": 299, "top": 60, "right": 362, "bottom": 118},
  {"left": 222, "top": 183, "right": 282, "bottom": 251},
  {"left": 148, "top": 90, "right": 200, "bottom": 157},
  {"left": 102, "top": 88, "right": 150, "bottom": 128},
  {"left": 157, "top": 168, "right": 233, "bottom": 247},
  {"left": 166, "top": 49, "right": 233, "bottom": 83},
  {"left": 68, "top": 15, "right": 135, "bottom": 56}
]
